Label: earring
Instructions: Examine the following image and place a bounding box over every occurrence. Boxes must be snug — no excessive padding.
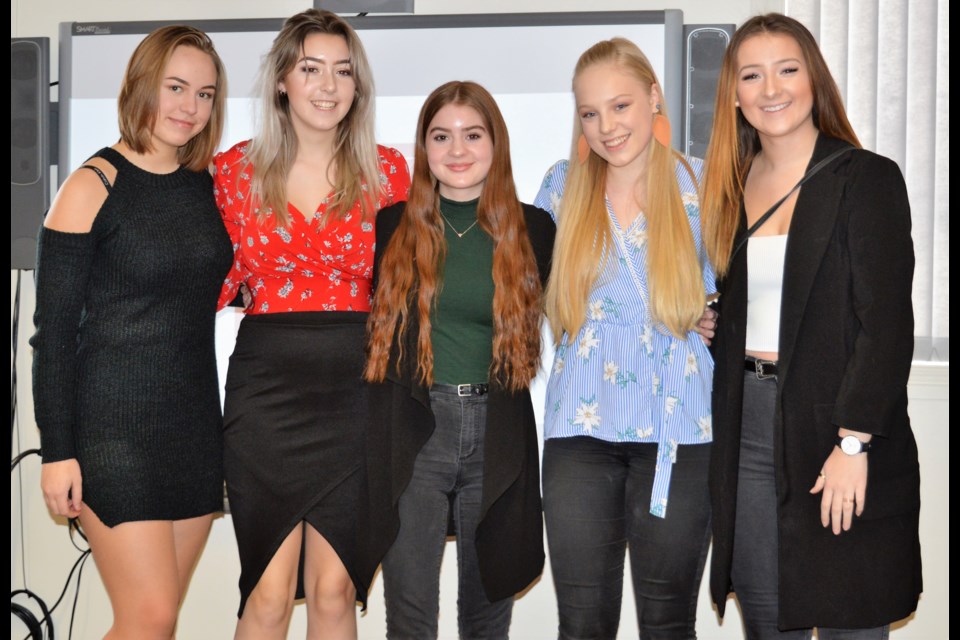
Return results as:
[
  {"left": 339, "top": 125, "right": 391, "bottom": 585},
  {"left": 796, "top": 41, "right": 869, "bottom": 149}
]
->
[
  {"left": 735, "top": 100, "right": 740, "bottom": 108},
  {"left": 652, "top": 104, "right": 672, "bottom": 149},
  {"left": 577, "top": 134, "right": 590, "bottom": 165}
]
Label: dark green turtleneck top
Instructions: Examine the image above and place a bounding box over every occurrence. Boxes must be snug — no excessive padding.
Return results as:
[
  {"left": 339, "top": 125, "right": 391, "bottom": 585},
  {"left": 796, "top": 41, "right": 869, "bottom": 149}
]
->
[{"left": 431, "top": 195, "right": 495, "bottom": 384}]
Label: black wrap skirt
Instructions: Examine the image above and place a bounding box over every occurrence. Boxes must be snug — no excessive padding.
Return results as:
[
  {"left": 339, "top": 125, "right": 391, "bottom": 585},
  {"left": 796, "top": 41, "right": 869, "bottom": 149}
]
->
[{"left": 223, "top": 311, "right": 371, "bottom": 617}]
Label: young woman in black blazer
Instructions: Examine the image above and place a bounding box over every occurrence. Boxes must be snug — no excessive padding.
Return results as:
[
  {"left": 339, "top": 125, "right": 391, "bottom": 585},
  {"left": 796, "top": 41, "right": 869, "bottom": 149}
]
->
[{"left": 702, "top": 13, "right": 921, "bottom": 638}]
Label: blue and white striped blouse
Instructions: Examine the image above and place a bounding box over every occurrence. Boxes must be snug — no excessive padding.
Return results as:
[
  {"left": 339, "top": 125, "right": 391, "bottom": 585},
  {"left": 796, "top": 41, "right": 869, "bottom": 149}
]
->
[{"left": 534, "top": 158, "right": 716, "bottom": 518}]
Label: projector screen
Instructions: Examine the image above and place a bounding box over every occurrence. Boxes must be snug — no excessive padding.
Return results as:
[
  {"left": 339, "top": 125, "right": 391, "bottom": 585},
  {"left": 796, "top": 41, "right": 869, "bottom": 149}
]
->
[
  {"left": 59, "top": 11, "right": 683, "bottom": 202},
  {"left": 59, "top": 10, "right": 684, "bottom": 415}
]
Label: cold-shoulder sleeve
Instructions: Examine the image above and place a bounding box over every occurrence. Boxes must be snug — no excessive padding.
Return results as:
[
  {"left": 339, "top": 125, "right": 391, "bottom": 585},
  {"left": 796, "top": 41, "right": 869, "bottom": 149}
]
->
[{"left": 30, "top": 227, "right": 96, "bottom": 462}]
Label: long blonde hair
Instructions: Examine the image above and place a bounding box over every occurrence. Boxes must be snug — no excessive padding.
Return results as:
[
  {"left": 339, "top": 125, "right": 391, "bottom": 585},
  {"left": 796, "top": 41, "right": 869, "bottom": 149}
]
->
[
  {"left": 545, "top": 38, "right": 704, "bottom": 342},
  {"left": 245, "top": 9, "right": 381, "bottom": 227},
  {"left": 701, "top": 14, "right": 860, "bottom": 275}
]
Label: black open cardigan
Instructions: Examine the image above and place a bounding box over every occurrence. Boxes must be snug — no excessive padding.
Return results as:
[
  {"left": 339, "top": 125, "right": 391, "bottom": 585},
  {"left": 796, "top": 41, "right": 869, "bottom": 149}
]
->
[{"left": 360, "top": 201, "right": 555, "bottom": 601}]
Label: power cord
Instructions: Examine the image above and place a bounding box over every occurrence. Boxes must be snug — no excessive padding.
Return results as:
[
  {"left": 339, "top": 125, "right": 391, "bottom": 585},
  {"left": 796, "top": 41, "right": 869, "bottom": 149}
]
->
[
  {"left": 10, "top": 519, "right": 92, "bottom": 640},
  {"left": 11, "top": 269, "right": 91, "bottom": 638}
]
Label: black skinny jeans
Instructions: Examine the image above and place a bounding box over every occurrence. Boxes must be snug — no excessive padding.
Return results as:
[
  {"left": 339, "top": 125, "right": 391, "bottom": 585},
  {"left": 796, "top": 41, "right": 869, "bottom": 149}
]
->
[
  {"left": 732, "top": 371, "right": 889, "bottom": 640},
  {"left": 543, "top": 436, "right": 711, "bottom": 640}
]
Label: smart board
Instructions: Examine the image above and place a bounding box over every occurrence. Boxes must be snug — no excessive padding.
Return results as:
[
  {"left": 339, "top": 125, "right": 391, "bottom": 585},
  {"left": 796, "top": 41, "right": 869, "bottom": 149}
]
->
[{"left": 59, "top": 11, "right": 683, "bottom": 202}]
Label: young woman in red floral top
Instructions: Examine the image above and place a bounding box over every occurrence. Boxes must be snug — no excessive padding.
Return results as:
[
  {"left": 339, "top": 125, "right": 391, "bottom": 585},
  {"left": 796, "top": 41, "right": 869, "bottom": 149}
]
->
[{"left": 212, "top": 9, "right": 409, "bottom": 639}]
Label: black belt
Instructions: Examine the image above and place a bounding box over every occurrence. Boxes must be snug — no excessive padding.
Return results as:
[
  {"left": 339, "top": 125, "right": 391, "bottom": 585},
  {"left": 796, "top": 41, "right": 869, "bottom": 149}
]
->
[
  {"left": 745, "top": 357, "right": 778, "bottom": 380},
  {"left": 432, "top": 383, "right": 489, "bottom": 397}
]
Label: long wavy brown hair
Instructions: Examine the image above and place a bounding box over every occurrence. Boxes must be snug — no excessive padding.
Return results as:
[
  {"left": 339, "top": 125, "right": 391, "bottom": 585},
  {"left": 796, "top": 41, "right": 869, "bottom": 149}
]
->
[
  {"left": 701, "top": 13, "right": 861, "bottom": 275},
  {"left": 365, "top": 81, "right": 542, "bottom": 391}
]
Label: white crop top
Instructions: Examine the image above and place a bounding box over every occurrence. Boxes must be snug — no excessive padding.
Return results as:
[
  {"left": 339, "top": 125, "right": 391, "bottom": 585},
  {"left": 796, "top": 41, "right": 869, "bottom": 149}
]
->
[{"left": 746, "top": 235, "right": 788, "bottom": 353}]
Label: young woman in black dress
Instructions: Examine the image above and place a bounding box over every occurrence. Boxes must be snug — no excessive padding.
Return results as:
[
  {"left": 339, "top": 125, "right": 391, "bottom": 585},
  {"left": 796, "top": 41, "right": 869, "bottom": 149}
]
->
[{"left": 32, "top": 26, "right": 231, "bottom": 637}]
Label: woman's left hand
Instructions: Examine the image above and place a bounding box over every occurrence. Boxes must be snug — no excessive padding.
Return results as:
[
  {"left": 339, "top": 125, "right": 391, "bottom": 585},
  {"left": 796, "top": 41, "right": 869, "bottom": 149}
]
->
[{"left": 809, "top": 445, "right": 868, "bottom": 535}]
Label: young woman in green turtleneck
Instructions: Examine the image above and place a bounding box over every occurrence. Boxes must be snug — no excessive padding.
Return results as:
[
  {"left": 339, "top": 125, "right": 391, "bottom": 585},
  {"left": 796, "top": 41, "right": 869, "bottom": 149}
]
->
[{"left": 364, "top": 81, "right": 556, "bottom": 639}]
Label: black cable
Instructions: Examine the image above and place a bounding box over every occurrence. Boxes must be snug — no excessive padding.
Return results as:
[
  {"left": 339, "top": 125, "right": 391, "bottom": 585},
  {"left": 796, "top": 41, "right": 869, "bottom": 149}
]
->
[
  {"left": 11, "top": 601, "right": 44, "bottom": 639},
  {"left": 12, "top": 269, "right": 21, "bottom": 457},
  {"left": 68, "top": 517, "right": 89, "bottom": 551},
  {"left": 357, "top": 11, "right": 368, "bottom": 16},
  {"left": 18, "top": 547, "right": 92, "bottom": 640},
  {"left": 11, "top": 588, "right": 53, "bottom": 639},
  {"left": 11, "top": 448, "right": 42, "bottom": 471},
  {"left": 67, "top": 552, "right": 92, "bottom": 640}
]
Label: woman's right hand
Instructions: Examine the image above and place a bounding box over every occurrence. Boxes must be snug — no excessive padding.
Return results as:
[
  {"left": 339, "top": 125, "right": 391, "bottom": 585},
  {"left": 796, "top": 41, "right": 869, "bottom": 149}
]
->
[
  {"left": 694, "top": 305, "right": 718, "bottom": 345},
  {"left": 41, "top": 459, "right": 83, "bottom": 518}
]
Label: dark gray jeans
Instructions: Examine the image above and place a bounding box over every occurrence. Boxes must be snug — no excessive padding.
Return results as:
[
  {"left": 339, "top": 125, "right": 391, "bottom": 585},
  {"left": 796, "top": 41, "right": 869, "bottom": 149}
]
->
[
  {"left": 382, "top": 387, "right": 512, "bottom": 640},
  {"left": 733, "top": 370, "right": 889, "bottom": 640},
  {"left": 543, "top": 436, "right": 711, "bottom": 640}
]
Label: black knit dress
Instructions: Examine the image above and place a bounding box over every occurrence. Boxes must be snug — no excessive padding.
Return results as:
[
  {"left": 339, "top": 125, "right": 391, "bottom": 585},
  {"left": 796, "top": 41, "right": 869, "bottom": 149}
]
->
[{"left": 31, "top": 147, "right": 233, "bottom": 526}]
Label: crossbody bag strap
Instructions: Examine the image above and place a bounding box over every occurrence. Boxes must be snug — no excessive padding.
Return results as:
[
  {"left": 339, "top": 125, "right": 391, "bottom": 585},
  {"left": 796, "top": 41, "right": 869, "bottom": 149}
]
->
[{"left": 731, "top": 146, "right": 855, "bottom": 259}]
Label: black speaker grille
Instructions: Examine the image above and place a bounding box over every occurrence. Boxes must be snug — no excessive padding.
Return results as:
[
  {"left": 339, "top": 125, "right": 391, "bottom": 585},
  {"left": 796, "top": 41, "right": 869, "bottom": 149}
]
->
[
  {"left": 683, "top": 26, "right": 733, "bottom": 159},
  {"left": 11, "top": 41, "right": 43, "bottom": 185}
]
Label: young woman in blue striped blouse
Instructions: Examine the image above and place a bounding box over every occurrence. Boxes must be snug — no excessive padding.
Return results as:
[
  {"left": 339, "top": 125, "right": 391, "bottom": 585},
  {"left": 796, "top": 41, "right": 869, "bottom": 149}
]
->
[{"left": 533, "top": 38, "right": 715, "bottom": 638}]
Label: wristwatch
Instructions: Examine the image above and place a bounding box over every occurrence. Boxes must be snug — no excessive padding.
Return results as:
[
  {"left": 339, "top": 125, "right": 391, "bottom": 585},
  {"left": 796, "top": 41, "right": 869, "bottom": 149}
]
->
[{"left": 836, "top": 434, "right": 873, "bottom": 455}]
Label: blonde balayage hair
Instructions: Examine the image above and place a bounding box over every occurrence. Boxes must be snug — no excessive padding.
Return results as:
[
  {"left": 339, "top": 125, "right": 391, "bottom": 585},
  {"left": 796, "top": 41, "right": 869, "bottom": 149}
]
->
[
  {"left": 118, "top": 25, "right": 226, "bottom": 171},
  {"left": 701, "top": 13, "right": 861, "bottom": 276},
  {"left": 245, "top": 9, "right": 381, "bottom": 227},
  {"left": 545, "top": 37, "right": 704, "bottom": 342}
]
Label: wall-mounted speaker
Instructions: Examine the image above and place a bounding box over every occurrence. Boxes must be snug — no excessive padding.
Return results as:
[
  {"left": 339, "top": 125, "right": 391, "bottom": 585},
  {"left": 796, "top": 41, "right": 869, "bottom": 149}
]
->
[
  {"left": 682, "top": 25, "right": 733, "bottom": 160},
  {"left": 11, "top": 37, "right": 51, "bottom": 270}
]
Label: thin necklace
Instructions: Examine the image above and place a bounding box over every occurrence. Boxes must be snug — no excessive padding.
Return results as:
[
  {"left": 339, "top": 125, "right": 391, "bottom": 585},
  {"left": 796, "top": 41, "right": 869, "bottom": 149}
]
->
[{"left": 439, "top": 210, "right": 479, "bottom": 238}]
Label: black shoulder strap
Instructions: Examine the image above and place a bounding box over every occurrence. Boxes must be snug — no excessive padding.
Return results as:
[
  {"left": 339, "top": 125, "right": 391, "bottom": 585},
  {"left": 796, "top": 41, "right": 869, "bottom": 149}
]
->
[
  {"left": 731, "top": 146, "right": 855, "bottom": 259},
  {"left": 80, "top": 165, "right": 113, "bottom": 194}
]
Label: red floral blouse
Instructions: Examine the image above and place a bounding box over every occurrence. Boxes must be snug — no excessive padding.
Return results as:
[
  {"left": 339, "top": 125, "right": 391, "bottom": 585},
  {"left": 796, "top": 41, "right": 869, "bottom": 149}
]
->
[{"left": 214, "top": 141, "right": 410, "bottom": 313}]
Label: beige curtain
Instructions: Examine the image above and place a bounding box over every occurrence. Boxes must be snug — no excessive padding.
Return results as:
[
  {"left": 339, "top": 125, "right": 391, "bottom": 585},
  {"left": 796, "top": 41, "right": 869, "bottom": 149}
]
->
[{"left": 786, "top": 0, "right": 949, "bottom": 360}]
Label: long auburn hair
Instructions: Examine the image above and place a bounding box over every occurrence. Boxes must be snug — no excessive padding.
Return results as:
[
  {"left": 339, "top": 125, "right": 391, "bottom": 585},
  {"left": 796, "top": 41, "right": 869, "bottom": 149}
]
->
[
  {"left": 545, "top": 38, "right": 705, "bottom": 342},
  {"left": 244, "top": 9, "right": 381, "bottom": 227},
  {"left": 365, "top": 81, "right": 543, "bottom": 391},
  {"left": 118, "top": 25, "right": 226, "bottom": 171},
  {"left": 701, "top": 13, "right": 861, "bottom": 275}
]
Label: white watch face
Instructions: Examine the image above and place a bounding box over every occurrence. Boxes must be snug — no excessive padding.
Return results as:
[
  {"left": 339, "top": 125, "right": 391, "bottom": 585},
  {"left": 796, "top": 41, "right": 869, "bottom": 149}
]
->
[{"left": 840, "top": 436, "right": 861, "bottom": 455}]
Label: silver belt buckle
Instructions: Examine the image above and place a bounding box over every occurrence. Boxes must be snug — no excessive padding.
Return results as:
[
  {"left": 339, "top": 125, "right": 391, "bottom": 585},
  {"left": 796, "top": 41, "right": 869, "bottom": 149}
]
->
[
  {"left": 457, "top": 384, "right": 471, "bottom": 397},
  {"left": 755, "top": 359, "right": 777, "bottom": 380}
]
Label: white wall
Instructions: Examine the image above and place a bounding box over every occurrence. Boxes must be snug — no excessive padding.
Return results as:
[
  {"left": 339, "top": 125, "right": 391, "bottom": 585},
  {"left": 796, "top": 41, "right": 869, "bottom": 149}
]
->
[{"left": 11, "top": 1, "right": 948, "bottom": 639}]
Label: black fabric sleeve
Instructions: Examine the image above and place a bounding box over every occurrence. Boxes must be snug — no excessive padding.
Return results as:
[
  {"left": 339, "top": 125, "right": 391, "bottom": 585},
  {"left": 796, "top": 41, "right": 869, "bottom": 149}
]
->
[
  {"left": 832, "top": 154, "right": 915, "bottom": 437},
  {"left": 522, "top": 203, "right": 557, "bottom": 287},
  {"left": 30, "top": 226, "right": 96, "bottom": 462}
]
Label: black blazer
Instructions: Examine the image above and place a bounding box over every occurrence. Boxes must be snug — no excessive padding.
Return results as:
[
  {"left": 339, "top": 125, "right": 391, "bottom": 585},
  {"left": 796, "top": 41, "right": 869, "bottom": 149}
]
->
[
  {"left": 361, "top": 201, "right": 555, "bottom": 601},
  {"left": 709, "top": 134, "right": 922, "bottom": 629}
]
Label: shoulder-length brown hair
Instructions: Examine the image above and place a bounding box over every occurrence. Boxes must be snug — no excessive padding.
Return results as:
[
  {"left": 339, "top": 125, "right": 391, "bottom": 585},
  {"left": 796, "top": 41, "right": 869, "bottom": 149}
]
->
[
  {"left": 701, "top": 13, "right": 861, "bottom": 275},
  {"left": 245, "top": 8, "right": 381, "bottom": 228},
  {"left": 117, "top": 25, "right": 226, "bottom": 171},
  {"left": 365, "top": 81, "right": 543, "bottom": 392}
]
